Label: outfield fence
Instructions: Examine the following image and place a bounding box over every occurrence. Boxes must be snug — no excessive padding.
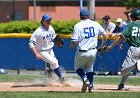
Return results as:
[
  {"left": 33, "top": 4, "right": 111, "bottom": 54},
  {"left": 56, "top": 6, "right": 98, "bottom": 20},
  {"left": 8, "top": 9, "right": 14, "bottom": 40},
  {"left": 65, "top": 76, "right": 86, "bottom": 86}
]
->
[{"left": 0, "top": 33, "right": 137, "bottom": 75}]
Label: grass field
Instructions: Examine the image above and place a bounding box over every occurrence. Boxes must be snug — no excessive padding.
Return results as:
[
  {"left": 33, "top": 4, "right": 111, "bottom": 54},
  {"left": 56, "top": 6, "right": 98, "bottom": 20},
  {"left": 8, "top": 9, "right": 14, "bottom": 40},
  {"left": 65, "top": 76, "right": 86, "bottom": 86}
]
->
[
  {"left": 0, "top": 73, "right": 140, "bottom": 98},
  {"left": 0, "top": 91, "right": 140, "bottom": 98},
  {"left": 0, "top": 74, "right": 140, "bottom": 85}
]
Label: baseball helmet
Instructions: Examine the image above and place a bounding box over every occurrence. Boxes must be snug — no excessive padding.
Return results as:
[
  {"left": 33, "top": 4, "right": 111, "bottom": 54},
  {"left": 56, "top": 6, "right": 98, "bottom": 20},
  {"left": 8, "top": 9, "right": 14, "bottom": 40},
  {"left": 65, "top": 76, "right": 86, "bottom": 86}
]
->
[{"left": 130, "top": 8, "right": 140, "bottom": 20}]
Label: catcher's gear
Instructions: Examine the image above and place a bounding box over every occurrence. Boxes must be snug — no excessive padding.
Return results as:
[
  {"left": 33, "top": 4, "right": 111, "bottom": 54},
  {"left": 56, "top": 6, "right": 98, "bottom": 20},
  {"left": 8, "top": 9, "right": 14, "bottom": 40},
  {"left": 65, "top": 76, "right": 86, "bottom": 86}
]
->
[
  {"left": 130, "top": 8, "right": 140, "bottom": 20},
  {"left": 54, "top": 34, "right": 64, "bottom": 48},
  {"left": 97, "top": 46, "right": 107, "bottom": 54}
]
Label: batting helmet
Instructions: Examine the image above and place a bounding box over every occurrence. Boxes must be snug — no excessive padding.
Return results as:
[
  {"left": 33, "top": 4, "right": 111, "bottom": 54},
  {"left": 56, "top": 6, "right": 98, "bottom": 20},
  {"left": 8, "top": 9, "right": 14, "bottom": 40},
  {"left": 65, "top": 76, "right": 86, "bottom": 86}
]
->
[{"left": 130, "top": 8, "right": 140, "bottom": 21}]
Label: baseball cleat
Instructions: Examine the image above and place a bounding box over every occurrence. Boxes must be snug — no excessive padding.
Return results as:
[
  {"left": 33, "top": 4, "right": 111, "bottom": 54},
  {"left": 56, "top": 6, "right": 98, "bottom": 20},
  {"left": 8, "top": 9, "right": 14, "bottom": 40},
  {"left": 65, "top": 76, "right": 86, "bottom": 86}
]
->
[
  {"left": 88, "top": 85, "right": 94, "bottom": 93},
  {"left": 136, "top": 59, "right": 140, "bottom": 71},
  {"left": 81, "top": 79, "right": 89, "bottom": 92},
  {"left": 118, "top": 84, "right": 124, "bottom": 90},
  {"left": 59, "top": 77, "right": 65, "bottom": 84}
]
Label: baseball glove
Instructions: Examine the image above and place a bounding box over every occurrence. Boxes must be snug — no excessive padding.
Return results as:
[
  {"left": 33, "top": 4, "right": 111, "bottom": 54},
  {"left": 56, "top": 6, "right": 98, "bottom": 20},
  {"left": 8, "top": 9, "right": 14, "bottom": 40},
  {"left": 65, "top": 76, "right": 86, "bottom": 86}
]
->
[
  {"left": 97, "top": 46, "right": 107, "bottom": 54},
  {"left": 54, "top": 34, "right": 64, "bottom": 48}
]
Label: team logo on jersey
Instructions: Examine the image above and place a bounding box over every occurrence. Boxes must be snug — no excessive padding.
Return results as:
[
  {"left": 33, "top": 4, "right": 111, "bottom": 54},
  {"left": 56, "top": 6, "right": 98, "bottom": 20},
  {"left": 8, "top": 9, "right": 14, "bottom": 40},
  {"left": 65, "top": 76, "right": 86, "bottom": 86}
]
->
[{"left": 43, "top": 34, "right": 54, "bottom": 39}]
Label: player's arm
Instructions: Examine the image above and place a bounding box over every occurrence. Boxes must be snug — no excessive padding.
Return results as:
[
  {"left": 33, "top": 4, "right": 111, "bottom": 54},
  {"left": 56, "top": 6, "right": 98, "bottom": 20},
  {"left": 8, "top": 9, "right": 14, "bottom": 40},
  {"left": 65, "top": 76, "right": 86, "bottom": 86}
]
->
[
  {"left": 108, "top": 29, "right": 114, "bottom": 34},
  {"left": 107, "top": 36, "right": 125, "bottom": 51},
  {"left": 98, "top": 24, "right": 107, "bottom": 47},
  {"left": 108, "top": 24, "right": 116, "bottom": 36},
  {"left": 29, "top": 47, "right": 42, "bottom": 60},
  {"left": 69, "top": 41, "right": 77, "bottom": 49},
  {"left": 29, "top": 34, "right": 42, "bottom": 60},
  {"left": 97, "top": 33, "right": 107, "bottom": 53},
  {"left": 107, "top": 23, "right": 129, "bottom": 50},
  {"left": 69, "top": 26, "right": 78, "bottom": 49},
  {"left": 100, "top": 33, "right": 107, "bottom": 47}
]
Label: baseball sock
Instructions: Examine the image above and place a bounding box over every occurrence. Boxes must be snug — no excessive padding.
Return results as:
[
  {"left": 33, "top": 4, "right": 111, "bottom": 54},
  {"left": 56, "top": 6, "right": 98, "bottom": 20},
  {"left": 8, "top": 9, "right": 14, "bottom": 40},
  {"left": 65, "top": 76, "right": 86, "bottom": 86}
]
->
[
  {"left": 76, "top": 68, "right": 87, "bottom": 81},
  {"left": 54, "top": 67, "right": 62, "bottom": 78},
  {"left": 86, "top": 72, "right": 94, "bottom": 86},
  {"left": 120, "top": 74, "right": 129, "bottom": 85}
]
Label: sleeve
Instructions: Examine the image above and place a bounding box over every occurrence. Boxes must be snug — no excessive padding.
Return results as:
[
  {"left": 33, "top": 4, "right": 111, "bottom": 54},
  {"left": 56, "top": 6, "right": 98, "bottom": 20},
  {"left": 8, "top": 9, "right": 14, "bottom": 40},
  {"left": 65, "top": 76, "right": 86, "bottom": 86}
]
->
[
  {"left": 71, "top": 26, "right": 79, "bottom": 42},
  {"left": 110, "top": 23, "right": 116, "bottom": 31},
  {"left": 120, "top": 24, "right": 130, "bottom": 39},
  {"left": 98, "top": 24, "right": 106, "bottom": 35},
  {"left": 29, "top": 32, "right": 37, "bottom": 48},
  {"left": 51, "top": 26, "right": 56, "bottom": 39}
]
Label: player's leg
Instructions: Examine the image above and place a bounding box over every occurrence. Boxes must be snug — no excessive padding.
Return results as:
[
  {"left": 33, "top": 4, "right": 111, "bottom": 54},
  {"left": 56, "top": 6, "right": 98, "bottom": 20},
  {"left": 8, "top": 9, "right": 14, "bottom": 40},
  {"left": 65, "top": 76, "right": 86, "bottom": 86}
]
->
[
  {"left": 85, "top": 61, "right": 95, "bottom": 92},
  {"left": 136, "top": 59, "right": 140, "bottom": 71},
  {"left": 48, "top": 50, "right": 65, "bottom": 83},
  {"left": 76, "top": 68, "right": 89, "bottom": 92},
  {"left": 118, "top": 65, "right": 135, "bottom": 90},
  {"left": 40, "top": 50, "right": 64, "bottom": 82},
  {"left": 44, "top": 62, "right": 53, "bottom": 77},
  {"left": 86, "top": 71, "right": 94, "bottom": 92},
  {"left": 136, "top": 47, "right": 140, "bottom": 71},
  {"left": 75, "top": 52, "right": 89, "bottom": 92},
  {"left": 118, "top": 46, "right": 138, "bottom": 90},
  {"left": 85, "top": 49, "right": 97, "bottom": 92}
]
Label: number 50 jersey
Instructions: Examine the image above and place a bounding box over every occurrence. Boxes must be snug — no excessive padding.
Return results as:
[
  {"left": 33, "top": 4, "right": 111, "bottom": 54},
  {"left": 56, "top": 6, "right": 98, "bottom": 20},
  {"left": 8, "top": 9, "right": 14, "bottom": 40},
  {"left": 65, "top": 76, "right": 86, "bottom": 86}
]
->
[{"left": 71, "top": 19, "right": 106, "bottom": 50}]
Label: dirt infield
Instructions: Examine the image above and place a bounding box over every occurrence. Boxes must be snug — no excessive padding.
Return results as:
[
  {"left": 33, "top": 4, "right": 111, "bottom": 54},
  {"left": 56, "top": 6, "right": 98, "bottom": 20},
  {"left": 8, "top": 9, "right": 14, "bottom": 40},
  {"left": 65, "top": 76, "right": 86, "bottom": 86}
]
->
[{"left": 0, "top": 82, "right": 140, "bottom": 92}]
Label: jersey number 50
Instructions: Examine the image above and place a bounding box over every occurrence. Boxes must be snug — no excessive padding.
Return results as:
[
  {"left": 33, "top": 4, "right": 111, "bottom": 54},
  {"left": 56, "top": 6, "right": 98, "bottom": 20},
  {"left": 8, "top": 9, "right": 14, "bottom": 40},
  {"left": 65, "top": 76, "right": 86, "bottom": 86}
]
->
[{"left": 83, "top": 27, "right": 95, "bottom": 38}]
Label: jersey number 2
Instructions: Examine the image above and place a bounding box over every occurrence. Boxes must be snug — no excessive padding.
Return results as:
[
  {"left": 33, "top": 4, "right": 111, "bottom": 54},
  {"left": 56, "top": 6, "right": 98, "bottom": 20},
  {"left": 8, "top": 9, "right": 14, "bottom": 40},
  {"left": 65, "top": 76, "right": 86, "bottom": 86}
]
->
[
  {"left": 132, "top": 27, "right": 140, "bottom": 37},
  {"left": 84, "top": 27, "right": 95, "bottom": 38}
]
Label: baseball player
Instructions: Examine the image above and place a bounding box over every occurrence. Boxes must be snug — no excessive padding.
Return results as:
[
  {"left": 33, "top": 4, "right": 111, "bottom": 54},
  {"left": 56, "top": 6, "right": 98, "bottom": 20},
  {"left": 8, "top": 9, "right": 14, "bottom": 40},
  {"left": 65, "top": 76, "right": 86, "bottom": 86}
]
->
[
  {"left": 107, "top": 8, "right": 140, "bottom": 90},
  {"left": 69, "top": 9, "right": 107, "bottom": 92},
  {"left": 29, "top": 14, "right": 65, "bottom": 83}
]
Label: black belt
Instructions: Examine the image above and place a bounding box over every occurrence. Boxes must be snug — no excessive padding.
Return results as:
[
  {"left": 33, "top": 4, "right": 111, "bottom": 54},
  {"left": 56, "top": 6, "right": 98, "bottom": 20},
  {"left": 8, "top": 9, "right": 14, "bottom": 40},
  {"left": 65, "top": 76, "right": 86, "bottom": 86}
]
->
[{"left": 79, "top": 48, "right": 96, "bottom": 52}]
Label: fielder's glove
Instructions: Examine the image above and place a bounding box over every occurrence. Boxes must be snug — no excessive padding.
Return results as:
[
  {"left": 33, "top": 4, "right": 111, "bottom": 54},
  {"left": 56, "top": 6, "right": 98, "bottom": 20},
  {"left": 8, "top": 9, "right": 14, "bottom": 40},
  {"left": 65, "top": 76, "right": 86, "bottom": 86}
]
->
[
  {"left": 54, "top": 34, "right": 64, "bottom": 48},
  {"left": 97, "top": 46, "right": 107, "bottom": 54}
]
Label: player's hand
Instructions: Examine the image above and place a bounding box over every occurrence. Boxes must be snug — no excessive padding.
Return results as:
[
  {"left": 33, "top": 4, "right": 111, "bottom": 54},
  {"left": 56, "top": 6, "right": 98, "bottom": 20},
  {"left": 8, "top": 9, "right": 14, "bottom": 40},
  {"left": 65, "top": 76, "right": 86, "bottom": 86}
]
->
[
  {"left": 106, "top": 45, "right": 113, "bottom": 51},
  {"left": 111, "top": 33, "right": 116, "bottom": 37},
  {"left": 97, "top": 46, "right": 107, "bottom": 54},
  {"left": 120, "top": 43, "right": 124, "bottom": 50},
  {"left": 35, "top": 53, "right": 42, "bottom": 60},
  {"left": 107, "top": 33, "right": 113, "bottom": 37}
]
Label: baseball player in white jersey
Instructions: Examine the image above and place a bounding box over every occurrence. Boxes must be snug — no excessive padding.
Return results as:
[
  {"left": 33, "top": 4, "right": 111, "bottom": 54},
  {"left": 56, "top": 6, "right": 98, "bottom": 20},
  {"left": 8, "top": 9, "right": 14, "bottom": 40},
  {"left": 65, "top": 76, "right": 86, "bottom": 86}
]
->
[
  {"left": 29, "top": 14, "right": 64, "bottom": 83},
  {"left": 69, "top": 9, "right": 107, "bottom": 92}
]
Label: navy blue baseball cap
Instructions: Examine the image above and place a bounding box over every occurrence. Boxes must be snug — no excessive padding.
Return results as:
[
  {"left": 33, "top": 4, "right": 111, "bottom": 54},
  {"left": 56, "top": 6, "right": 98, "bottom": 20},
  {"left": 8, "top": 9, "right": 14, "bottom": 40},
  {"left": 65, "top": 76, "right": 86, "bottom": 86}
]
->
[
  {"left": 80, "top": 9, "right": 90, "bottom": 16},
  {"left": 42, "top": 14, "right": 52, "bottom": 21}
]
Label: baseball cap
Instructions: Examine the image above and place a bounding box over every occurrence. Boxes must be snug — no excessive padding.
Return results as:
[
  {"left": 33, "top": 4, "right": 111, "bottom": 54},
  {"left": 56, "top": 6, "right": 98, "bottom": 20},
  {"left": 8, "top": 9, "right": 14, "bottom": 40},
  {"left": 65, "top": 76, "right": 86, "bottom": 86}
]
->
[
  {"left": 80, "top": 9, "right": 89, "bottom": 16},
  {"left": 42, "top": 14, "right": 52, "bottom": 21},
  {"left": 116, "top": 18, "right": 123, "bottom": 22},
  {"left": 102, "top": 15, "right": 110, "bottom": 20}
]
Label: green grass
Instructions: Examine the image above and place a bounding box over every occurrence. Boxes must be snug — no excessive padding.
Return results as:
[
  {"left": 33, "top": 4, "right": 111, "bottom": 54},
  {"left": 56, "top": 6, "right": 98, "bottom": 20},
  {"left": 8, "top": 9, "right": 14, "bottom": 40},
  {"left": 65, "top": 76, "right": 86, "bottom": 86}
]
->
[
  {"left": 0, "top": 74, "right": 140, "bottom": 85},
  {"left": 0, "top": 74, "right": 44, "bottom": 82},
  {"left": 0, "top": 92, "right": 140, "bottom": 98},
  {"left": 0, "top": 74, "right": 139, "bottom": 98},
  {"left": 94, "top": 76, "right": 140, "bottom": 85}
]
